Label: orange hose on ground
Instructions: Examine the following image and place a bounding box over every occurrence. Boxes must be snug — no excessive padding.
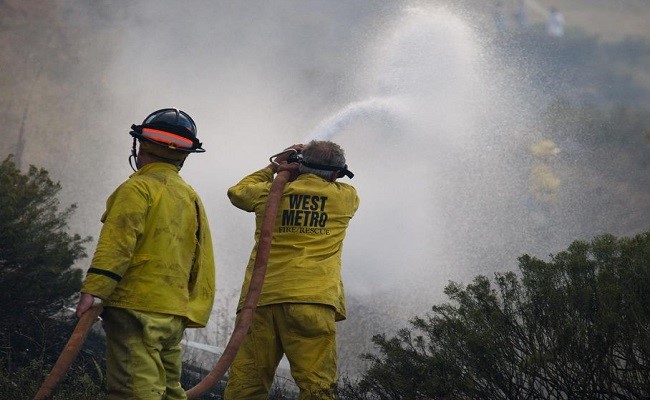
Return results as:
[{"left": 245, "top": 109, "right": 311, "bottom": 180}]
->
[
  {"left": 186, "top": 170, "right": 290, "bottom": 399},
  {"left": 32, "top": 303, "right": 104, "bottom": 400}
]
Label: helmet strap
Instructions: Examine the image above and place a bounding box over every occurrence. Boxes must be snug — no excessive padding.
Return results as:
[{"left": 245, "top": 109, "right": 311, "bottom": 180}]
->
[{"left": 129, "top": 138, "right": 138, "bottom": 171}]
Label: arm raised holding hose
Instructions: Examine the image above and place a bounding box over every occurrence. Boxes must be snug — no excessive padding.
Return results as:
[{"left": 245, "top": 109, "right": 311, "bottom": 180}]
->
[
  {"left": 216, "top": 140, "right": 359, "bottom": 400},
  {"left": 186, "top": 144, "right": 302, "bottom": 398}
]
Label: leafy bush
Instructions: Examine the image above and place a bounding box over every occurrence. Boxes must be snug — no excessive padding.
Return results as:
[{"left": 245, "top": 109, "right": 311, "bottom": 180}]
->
[
  {"left": 0, "top": 155, "right": 90, "bottom": 326},
  {"left": 0, "top": 156, "right": 101, "bottom": 397},
  {"left": 342, "top": 232, "right": 649, "bottom": 399}
]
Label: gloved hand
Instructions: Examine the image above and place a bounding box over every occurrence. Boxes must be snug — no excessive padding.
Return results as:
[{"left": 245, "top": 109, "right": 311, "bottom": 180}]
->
[{"left": 75, "top": 293, "right": 101, "bottom": 318}]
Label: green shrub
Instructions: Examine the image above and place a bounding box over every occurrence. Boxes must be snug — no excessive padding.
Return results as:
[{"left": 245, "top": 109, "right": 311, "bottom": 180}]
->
[{"left": 346, "top": 232, "right": 649, "bottom": 399}]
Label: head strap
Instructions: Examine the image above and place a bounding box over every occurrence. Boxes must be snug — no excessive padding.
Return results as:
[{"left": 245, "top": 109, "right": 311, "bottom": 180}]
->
[{"left": 300, "top": 161, "right": 354, "bottom": 179}]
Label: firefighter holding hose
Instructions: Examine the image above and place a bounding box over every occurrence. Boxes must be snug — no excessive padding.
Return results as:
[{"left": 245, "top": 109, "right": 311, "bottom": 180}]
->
[
  {"left": 224, "top": 140, "right": 359, "bottom": 400},
  {"left": 75, "top": 108, "right": 215, "bottom": 400}
]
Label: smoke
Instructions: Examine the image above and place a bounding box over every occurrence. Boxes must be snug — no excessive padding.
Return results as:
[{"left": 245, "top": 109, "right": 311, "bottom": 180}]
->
[
  {"left": 5, "top": 0, "right": 647, "bottom": 378},
  {"left": 3, "top": 0, "right": 538, "bottom": 323}
]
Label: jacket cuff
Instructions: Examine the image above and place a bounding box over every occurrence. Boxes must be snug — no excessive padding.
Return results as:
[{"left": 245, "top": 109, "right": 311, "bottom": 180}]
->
[{"left": 81, "top": 269, "right": 121, "bottom": 299}]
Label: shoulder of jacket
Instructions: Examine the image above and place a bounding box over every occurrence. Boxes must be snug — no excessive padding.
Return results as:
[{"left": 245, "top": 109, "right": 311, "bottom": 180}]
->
[{"left": 334, "top": 181, "right": 357, "bottom": 191}]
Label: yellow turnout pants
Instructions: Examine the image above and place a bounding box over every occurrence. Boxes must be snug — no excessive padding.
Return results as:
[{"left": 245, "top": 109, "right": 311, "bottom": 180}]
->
[
  {"left": 102, "top": 307, "right": 187, "bottom": 400},
  {"left": 224, "top": 303, "right": 337, "bottom": 400}
]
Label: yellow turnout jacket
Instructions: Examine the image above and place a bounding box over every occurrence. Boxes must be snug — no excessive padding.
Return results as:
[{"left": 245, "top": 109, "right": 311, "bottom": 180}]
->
[
  {"left": 81, "top": 162, "right": 215, "bottom": 327},
  {"left": 228, "top": 167, "right": 359, "bottom": 321}
]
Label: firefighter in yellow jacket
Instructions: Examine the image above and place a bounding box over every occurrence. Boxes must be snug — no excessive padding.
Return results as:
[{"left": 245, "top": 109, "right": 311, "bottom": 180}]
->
[
  {"left": 224, "top": 140, "right": 359, "bottom": 400},
  {"left": 75, "top": 108, "right": 215, "bottom": 400}
]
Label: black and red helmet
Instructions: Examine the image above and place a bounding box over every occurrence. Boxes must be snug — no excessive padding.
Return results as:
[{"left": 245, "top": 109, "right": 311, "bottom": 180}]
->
[{"left": 130, "top": 108, "right": 205, "bottom": 153}]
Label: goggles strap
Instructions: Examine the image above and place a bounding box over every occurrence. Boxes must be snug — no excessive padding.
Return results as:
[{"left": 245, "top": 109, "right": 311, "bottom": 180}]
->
[{"left": 301, "top": 161, "right": 354, "bottom": 179}]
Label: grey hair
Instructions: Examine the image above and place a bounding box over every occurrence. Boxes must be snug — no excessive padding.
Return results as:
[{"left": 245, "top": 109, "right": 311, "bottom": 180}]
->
[{"left": 298, "top": 140, "right": 346, "bottom": 179}]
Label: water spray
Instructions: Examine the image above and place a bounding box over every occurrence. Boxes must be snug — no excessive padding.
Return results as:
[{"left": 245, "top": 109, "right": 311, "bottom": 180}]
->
[{"left": 307, "top": 97, "right": 405, "bottom": 141}]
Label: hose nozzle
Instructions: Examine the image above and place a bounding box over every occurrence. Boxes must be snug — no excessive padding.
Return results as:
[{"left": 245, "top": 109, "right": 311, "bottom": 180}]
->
[{"left": 269, "top": 148, "right": 300, "bottom": 166}]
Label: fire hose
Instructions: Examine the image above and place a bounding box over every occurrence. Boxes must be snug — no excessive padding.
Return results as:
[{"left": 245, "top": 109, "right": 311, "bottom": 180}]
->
[
  {"left": 32, "top": 301, "right": 104, "bottom": 400},
  {"left": 32, "top": 150, "right": 294, "bottom": 399},
  {"left": 186, "top": 163, "right": 292, "bottom": 398}
]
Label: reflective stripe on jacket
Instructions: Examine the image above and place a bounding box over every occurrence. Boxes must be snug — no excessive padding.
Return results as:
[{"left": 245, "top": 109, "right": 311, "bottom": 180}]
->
[
  {"left": 228, "top": 167, "right": 359, "bottom": 321},
  {"left": 81, "top": 162, "right": 215, "bottom": 327}
]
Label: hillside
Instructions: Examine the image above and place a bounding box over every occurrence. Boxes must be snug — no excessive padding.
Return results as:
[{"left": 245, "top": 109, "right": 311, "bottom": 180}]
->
[
  {"left": 540, "top": 0, "right": 650, "bottom": 42},
  {"left": 484, "top": 0, "right": 650, "bottom": 42}
]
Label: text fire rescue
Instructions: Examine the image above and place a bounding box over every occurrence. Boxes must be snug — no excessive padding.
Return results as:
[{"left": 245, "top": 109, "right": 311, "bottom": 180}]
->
[{"left": 280, "top": 194, "right": 329, "bottom": 234}]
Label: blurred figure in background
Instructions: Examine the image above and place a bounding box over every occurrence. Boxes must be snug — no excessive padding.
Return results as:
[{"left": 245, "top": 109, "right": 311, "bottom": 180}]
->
[
  {"left": 515, "top": 0, "right": 528, "bottom": 31},
  {"left": 494, "top": 0, "right": 508, "bottom": 32},
  {"left": 546, "top": 6, "right": 565, "bottom": 37},
  {"left": 529, "top": 139, "right": 561, "bottom": 204}
]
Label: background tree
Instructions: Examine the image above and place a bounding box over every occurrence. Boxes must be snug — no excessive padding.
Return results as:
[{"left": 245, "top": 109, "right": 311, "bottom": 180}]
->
[
  {"left": 0, "top": 155, "right": 91, "bottom": 366},
  {"left": 341, "top": 232, "right": 649, "bottom": 399}
]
